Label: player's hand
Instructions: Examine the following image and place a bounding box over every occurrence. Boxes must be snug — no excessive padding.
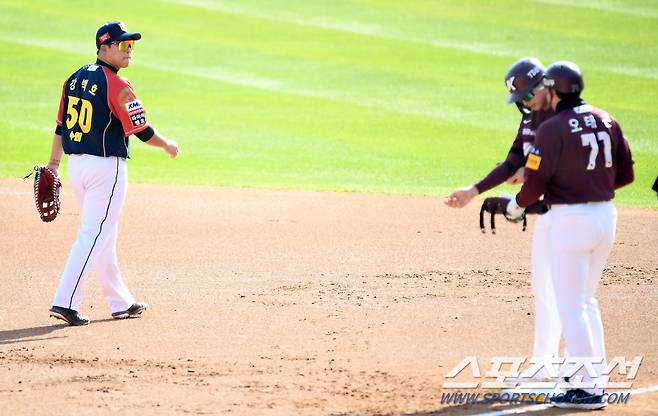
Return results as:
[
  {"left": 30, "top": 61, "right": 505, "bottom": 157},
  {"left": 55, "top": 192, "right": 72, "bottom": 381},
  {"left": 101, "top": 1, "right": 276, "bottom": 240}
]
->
[
  {"left": 506, "top": 167, "right": 525, "bottom": 185},
  {"left": 505, "top": 197, "right": 525, "bottom": 220},
  {"left": 164, "top": 140, "right": 179, "bottom": 158},
  {"left": 445, "top": 185, "right": 479, "bottom": 208},
  {"left": 46, "top": 160, "right": 59, "bottom": 177}
]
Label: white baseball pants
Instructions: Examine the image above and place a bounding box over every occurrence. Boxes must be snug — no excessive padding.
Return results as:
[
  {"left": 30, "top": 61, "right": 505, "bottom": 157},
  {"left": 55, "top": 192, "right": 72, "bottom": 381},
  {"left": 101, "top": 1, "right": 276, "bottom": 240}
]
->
[
  {"left": 530, "top": 212, "right": 562, "bottom": 367},
  {"left": 52, "top": 154, "right": 135, "bottom": 313},
  {"left": 548, "top": 201, "right": 616, "bottom": 394}
]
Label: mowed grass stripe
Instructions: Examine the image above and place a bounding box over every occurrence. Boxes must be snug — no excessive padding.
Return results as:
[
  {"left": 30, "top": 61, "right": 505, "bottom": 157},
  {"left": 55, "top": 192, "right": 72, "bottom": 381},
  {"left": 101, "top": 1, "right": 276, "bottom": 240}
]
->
[
  {"left": 166, "top": 0, "right": 658, "bottom": 79},
  {"left": 0, "top": 34, "right": 502, "bottom": 131},
  {"left": 535, "top": 0, "right": 658, "bottom": 19},
  {"left": 0, "top": 0, "right": 656, "bottom": 206},
  {"left": 0, "top": 37, "right": 486, "bottom": 194}
]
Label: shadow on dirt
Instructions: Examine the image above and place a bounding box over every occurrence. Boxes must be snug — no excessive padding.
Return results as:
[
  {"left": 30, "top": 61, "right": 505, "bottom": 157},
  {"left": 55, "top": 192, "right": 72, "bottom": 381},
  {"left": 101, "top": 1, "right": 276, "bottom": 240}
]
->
[
  {"left": 335, "top": 403, "right": 581, "bottom": 416},
  {"left": 391, "top": 404, "right": 577, "bottom": 415},
  {"left": 0, "top": 324, "right": 68, "bottom": 345},
  {"left": 0, "top": 317, "right": 136, "bottom": 345}
]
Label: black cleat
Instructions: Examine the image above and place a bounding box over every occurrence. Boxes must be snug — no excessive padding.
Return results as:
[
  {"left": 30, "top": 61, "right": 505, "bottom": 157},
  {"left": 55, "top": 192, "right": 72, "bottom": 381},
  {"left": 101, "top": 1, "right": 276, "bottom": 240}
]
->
[
  {"left": 550, "top": 388, "right": 606, "bottom": 410},
  {"left": 49, "top": 306, "right": 90, "bottom": 326},
  {"left": 112, "top": 302, "right": 147, "bottom": 319}
]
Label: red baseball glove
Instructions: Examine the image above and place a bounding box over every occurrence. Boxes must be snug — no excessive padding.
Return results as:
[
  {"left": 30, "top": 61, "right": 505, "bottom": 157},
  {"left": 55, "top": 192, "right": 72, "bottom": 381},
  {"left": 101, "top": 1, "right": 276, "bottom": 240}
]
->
[{"left": 26, "top": 166, "right": 62, "bottom": 222}]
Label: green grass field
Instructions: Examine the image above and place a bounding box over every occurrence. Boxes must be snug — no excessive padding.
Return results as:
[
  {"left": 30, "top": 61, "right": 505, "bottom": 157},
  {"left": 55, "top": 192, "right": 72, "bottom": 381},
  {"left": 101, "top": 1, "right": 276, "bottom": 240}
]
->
[{"left": 1, "top": 0, "right": 656, "bottom": 206}]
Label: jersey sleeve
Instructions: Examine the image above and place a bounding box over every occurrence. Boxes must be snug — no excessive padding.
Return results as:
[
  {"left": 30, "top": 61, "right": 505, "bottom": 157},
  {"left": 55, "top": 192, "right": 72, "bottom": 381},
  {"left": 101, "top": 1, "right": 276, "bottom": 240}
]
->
[
  {"left": 612, "top": 122, "right": 635, "bottom": 189},
  {"left": 515, "top": 122, "right": 560, "bottom": 207},
  {"left": 474, "top": 163, "right": 515, "bottom": 194},
  {"left": 505, "top": 117, "right": 530, "bottom": 171},
  {"left": 474, "top": 120, "right": 526, "bottom": 193},
  {"left": 106, "top": 75, "right": 150, "bottom": 136},
  {"left": 56, "top": 79, "right": 68, "bottom": 126}
]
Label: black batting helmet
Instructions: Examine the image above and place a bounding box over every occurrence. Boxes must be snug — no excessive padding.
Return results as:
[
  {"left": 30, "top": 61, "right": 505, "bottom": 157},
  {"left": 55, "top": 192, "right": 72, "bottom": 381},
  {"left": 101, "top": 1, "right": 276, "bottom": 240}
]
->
[
  {"left": 504, "top": 57, "right": 545, "bottom": 104},
  {"left": 543, "top": 61, "right": 584, "bottom": 95}
]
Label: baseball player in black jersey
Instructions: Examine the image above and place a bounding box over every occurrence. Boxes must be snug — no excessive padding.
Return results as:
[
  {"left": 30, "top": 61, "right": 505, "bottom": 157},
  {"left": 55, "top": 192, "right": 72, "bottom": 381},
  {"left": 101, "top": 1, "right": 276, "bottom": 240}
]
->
[{"left": 47, "top": 21, "right": 179, "bottom": 326}]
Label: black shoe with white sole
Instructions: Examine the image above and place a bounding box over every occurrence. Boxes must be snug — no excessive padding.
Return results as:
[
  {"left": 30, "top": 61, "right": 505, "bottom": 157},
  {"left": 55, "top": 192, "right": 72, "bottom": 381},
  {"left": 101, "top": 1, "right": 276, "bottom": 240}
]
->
[
  {"left": 550, "top": 388, "right": 606, "bottom": 410},
  {"left": 49, "top": 306, "right": 90, "bottom": 326},
  {"left": 112, "top": 302, "right": 147, "bottom": 319}
]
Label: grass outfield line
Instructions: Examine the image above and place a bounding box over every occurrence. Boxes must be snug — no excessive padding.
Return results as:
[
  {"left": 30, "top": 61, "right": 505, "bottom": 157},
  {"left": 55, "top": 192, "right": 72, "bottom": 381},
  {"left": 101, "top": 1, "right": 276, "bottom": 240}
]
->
[{"left": 0, "top": 0, "right": 656, "bottom": 206}]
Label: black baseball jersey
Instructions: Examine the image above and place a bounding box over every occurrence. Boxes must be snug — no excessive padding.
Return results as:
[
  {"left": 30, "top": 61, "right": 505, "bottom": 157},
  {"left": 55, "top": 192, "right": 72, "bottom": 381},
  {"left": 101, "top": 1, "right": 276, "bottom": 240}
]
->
[{"left": 56, "top": 60, "right": 149, "bottom": 158}]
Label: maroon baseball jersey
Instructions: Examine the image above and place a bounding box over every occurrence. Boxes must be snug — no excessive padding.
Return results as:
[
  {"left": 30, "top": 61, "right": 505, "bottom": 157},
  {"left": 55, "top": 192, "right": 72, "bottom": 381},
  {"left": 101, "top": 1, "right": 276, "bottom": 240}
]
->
[
  {"left": 475, "top": 109, "right": 554, "bottom": 193},
  {"left": 516, "top": 100, "right": 634, "bottom": 206}
]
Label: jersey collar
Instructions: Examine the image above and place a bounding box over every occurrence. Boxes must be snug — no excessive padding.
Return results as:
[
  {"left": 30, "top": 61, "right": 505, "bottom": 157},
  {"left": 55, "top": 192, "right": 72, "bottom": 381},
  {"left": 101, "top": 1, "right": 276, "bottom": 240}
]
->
[
  {"left": 556, "top": 96, "right": 585, "bottom": 113},
  {"left": 96, "top": 58, "right": 119, "bottom": 74}
]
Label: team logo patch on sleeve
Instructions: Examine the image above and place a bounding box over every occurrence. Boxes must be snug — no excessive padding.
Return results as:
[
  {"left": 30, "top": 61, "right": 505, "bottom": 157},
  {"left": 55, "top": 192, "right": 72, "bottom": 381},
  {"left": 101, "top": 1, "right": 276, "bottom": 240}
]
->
[
  {"left": 125, "top": 99, "right": 146, "bottom": 127},
  {"left": 525, "top": 147, "right": 543, "bottom": 170}
]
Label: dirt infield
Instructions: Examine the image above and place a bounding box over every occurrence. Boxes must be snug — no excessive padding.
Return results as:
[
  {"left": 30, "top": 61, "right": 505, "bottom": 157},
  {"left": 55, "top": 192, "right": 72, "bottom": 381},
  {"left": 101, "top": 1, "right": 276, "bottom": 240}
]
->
[{"left": 1, "top": 179, "right": 656, "bottom": 415}]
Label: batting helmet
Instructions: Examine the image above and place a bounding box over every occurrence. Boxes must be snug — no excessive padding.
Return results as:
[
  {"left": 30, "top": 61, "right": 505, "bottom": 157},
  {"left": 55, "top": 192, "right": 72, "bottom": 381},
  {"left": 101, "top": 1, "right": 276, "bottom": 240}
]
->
[
  {"left": 504, "top": 57, "right": 545, "bottom": 104},
  {"left": 543, "top": 61, "right": 584, "bottom": 95}
]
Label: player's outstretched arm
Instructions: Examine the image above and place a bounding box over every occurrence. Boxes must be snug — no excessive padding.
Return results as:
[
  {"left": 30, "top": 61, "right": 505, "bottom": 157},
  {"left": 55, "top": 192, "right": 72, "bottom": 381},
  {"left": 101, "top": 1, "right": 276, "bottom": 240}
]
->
[
  {"left": 505, "top": 167, "right": 525, "bottom": 185},
  {"left": 445, "top": 185, "right": 479, "bottom": 208},
  {"left": 141, "top": 128, "right": 179, "bottom": 158}
]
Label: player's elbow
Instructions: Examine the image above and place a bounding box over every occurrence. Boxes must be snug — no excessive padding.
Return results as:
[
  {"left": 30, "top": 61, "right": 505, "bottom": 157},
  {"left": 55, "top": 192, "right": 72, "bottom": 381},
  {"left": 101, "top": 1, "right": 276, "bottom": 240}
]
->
[
  {"left": 615, "top": 166, "right": 635, "bottom": 189},
  {"left": 134, "top": 125, "right": 155, "bottom": 142},
  {"left": 615, "top": 173, "right": 634, "bottom": 190}
]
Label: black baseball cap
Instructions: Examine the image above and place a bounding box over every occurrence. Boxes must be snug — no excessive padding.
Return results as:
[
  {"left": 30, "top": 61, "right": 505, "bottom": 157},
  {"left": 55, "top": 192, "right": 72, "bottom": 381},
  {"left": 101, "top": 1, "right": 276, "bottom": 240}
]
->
[{"left": 96, "top": 21, "right": 141, "bottom": 49}]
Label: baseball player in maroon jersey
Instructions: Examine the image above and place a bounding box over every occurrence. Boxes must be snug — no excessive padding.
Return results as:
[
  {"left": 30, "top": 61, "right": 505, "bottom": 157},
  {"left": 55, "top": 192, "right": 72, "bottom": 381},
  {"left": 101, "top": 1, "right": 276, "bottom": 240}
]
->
[
  {"left": 505, "top": 61, "right": 634, "bottom": 409},
  {"left": 446, "top": 58, "right": 554, "bottom": 206},
  {"left": 446, "top": 58, "right": 563, "bottom": 387},
  {"left": 46, "top": 21, "right": 179, "bottom": 326}
]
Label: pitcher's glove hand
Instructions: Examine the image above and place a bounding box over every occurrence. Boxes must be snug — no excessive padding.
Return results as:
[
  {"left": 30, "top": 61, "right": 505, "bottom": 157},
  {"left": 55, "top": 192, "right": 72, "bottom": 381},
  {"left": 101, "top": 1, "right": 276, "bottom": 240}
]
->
[
  {"left": 25, "top": 166, "right": 62, "bottom": 222},
  {"left": 479, "top": 197, "right": 549, "bottom": 234}
]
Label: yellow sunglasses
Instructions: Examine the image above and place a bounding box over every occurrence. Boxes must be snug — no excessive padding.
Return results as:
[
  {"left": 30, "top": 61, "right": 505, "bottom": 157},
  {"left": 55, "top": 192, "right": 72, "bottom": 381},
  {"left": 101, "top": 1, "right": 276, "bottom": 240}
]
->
[{"left": 110, "top": 40, "right": 134, "bottom": 51}]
